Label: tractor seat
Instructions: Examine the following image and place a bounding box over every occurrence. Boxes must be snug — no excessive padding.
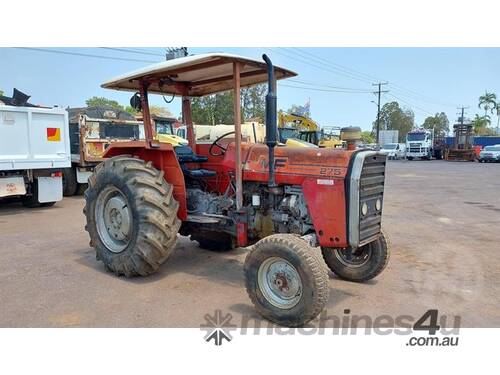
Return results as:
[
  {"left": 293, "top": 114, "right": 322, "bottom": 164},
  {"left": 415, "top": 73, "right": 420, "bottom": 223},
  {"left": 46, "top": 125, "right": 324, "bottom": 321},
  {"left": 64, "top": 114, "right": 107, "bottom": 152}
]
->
[
  {"left": 174, "top": 146, "right": 216, "bottom": 178},
  {"left": 174, "top": 145, "right": 208, "bottom": 163},
  {"left": 182, "top": 168, "right": 217, "bottom": 179}
]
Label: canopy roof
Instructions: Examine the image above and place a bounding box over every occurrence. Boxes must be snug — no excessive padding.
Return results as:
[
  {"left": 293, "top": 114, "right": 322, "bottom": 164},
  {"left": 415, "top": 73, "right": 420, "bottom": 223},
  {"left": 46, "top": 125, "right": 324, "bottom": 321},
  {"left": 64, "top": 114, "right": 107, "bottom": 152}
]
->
[{"left": 101, "top": 53, "right": 296, "bottom": 97}]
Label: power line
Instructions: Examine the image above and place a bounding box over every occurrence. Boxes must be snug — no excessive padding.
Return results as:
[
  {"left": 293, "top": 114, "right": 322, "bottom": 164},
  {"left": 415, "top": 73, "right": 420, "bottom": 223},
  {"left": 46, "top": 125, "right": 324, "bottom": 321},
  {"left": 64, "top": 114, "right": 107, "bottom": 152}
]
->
[
  {"left": 280, "top": 83, "right": 373, "bottom": 94},
  {"left": 100, "top": 47, "right": 164, "bottom": 57},
  {"left": 15, "top": 47, "right": 158, "bottom": 63},
  {"left": 287, "top": 79, "right": 372, "bottom": 92},
  {"left": 267, "top": 47, "right": 374, "bottom": 84},
  {"left": 289, "top": 47, "right": 460, "bottom": 109},
  {"left": 387, "top": 93, "right": 435, "bottom": 116},
  {"left": 390, "top": 84, "right": 458, "bottom": 109},
  {"left": 287, "top": 47, "right": 378, "bottom": 84}
]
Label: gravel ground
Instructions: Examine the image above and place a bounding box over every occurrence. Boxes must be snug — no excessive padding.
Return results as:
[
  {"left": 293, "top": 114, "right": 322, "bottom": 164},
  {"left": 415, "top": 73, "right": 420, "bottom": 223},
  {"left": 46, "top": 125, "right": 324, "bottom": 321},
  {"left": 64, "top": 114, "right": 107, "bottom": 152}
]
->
[{"left": 0, "top": 160, "right": 499, "bottom": 327}]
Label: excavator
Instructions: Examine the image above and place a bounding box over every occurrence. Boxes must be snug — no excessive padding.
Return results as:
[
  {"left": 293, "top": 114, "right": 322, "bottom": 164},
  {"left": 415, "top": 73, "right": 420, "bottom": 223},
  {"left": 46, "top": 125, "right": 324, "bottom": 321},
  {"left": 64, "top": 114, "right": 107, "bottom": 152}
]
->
[{"left": 277, "top": 110, "right": 344, "bottom": 148}]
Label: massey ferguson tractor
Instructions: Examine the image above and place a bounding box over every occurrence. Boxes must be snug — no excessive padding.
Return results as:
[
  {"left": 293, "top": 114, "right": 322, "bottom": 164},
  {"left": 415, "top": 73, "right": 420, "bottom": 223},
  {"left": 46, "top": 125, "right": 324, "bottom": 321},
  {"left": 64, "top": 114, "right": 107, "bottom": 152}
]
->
[{"left": 84, "top": 53, "right": 389, "bottom": 327}]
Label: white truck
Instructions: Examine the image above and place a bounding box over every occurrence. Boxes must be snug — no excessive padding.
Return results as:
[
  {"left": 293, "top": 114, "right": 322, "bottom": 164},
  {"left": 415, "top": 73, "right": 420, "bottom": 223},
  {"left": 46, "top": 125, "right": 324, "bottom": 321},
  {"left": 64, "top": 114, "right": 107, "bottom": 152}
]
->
[
  {"left": 405, "top": 128, "right": 434, "bottom": 160},
  {"left": 0, "top": 99, "right": 70, "bottom": 207}
]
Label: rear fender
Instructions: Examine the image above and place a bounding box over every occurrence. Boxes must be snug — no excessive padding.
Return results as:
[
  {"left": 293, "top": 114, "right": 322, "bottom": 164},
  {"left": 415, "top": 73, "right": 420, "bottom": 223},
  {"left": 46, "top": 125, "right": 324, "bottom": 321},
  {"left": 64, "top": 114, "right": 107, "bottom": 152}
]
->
[{"left": 103, "top": 141, "right": 187, "bottom": 220}]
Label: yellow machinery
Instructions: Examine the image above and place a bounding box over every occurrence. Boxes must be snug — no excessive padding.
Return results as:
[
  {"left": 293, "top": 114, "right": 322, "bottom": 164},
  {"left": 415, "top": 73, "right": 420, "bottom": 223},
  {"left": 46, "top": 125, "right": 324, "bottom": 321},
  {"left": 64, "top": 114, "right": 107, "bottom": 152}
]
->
[
  {"left": 277, "top": 111, "right": 344, "bottom": 148},
  {"left": 136, "top": 114, "right": 189, "bottom": 147},
  {"left": 156, "top": 132, "right": 188, "bottom": 147}
]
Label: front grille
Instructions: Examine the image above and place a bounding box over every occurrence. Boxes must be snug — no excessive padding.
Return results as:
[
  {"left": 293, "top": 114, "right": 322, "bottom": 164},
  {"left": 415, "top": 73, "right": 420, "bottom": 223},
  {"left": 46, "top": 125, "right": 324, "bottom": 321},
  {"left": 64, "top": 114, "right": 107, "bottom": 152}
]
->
[
  {"left": 359, "top": 154, "right": 386, "bottom": 245},
  {"left": 409, "top": 147, "right": 421, "bottom": 153}
]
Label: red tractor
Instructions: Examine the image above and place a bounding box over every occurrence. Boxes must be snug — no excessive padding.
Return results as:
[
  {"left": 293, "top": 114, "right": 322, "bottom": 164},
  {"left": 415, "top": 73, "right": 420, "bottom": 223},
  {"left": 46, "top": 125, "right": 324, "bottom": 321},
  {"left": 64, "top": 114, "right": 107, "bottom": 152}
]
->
[{"left": 84, "top": 53, "right": 389, "bottom": 327}]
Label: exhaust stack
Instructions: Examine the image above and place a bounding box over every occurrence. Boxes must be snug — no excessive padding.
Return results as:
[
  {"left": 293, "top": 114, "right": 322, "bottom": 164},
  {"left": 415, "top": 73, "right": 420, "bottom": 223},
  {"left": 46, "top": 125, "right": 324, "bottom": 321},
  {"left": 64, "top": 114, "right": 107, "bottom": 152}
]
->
[{"left": 263, "top": 54, "right": 277, "bottom": 189}]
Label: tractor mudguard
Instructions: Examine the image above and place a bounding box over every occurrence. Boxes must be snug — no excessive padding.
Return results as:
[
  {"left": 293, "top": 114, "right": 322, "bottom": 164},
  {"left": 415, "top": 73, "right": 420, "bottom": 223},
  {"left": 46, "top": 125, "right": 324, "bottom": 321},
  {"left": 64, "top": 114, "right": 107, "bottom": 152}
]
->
[
  {"left": 301, "top": 178, "right": 348, "bottom": 248},
  {"left": 103, "top": 141, "right": 187, "bottom": 220}
]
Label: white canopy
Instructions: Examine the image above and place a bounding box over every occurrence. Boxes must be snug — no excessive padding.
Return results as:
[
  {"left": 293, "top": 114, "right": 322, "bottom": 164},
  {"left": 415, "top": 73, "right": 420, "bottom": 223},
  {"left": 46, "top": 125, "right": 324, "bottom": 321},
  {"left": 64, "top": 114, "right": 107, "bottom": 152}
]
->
[{"left": 101, "top": 53, "right": 296, "bottom": 97}]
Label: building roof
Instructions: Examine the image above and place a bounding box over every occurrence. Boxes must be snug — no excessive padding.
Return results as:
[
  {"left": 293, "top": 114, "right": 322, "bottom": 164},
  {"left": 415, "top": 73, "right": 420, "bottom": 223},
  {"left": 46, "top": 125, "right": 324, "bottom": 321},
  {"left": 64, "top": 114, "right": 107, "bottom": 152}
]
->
[{"left": 101, "top": 53, "right": 296, "bottom": 97}]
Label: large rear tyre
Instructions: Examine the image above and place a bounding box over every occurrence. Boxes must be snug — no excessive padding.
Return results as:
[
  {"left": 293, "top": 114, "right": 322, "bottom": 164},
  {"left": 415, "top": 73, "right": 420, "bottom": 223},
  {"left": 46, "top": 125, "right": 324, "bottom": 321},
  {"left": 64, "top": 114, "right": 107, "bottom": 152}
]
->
[
  {"left": 84, "top": 156, "right": 181, "bottom": 277},
  {"left": 321, "top": 232, "right": 390, "bottom": 282},
  {"left": 244, "top": 234, "right": 329, "bottom": 327},
  {"left": 62, "top": 167, "right": 78, "bottom": 196}
]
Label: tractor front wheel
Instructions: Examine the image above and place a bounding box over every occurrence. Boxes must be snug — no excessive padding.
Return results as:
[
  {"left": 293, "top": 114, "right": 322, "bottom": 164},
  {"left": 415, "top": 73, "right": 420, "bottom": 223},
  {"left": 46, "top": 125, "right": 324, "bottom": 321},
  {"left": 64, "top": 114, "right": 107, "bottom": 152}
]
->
[
  {"left": 321, "top": 232, "right": 390, "bottom": 282},
  {"left": 84, "top": 156, "right": 181, "bottom": 277},
  {"left": 244, "top": 234, "right": 329, "bottom": 327}
]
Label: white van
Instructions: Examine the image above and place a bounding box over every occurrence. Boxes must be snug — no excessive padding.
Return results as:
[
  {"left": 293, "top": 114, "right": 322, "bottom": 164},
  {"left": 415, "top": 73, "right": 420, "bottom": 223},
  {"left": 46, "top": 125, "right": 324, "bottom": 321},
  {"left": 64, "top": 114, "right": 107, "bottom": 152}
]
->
[{"left": 380, "top": 143, "right": 406, "bottom": 159}]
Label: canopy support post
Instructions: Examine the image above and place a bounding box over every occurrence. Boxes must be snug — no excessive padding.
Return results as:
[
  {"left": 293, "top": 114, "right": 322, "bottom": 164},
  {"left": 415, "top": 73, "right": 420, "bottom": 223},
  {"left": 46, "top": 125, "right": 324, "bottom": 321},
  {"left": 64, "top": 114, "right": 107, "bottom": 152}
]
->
[
  {"left": 233, "top": 62, "right": 243, "bottom": 210},
  {"left": 233, "top": 62, "right": 247, "bottom": 247},
  {"left": 139, "top": 82, "right": 156, "bottom": 147},
  {"left": 182, "top": 96, "right": 195, "bottom": 149}
]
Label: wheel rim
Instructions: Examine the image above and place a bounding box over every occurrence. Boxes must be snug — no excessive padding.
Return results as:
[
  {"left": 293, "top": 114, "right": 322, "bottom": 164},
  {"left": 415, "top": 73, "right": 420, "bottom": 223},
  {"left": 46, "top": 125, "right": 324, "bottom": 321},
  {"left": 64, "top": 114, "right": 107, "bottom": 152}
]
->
[
  {"left": 334, "top": 244, "right": 372, "bottom": 268},
  {"left": 95, "top": 186, "right": 132, "bottom": 253},
  {"left": 257, "top": 257, "right": 303, "bottom": 309}
]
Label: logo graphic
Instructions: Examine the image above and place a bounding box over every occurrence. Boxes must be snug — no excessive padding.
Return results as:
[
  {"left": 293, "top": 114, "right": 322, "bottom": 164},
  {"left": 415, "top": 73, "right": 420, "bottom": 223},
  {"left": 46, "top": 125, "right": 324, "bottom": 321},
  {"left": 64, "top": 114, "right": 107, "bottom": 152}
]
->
[
  {"left": 47, "top": 127, "right": 61, "bottom": 142},
  {"left": 200, "top": 310, "right": 237, "bottom": 346}
]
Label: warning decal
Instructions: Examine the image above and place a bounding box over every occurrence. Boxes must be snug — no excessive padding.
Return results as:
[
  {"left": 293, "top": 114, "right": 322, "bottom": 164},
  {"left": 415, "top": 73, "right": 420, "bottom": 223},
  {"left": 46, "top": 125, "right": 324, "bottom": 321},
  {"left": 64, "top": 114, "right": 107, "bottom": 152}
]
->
[{"left": 47, "top": 127, "right": 61, "bottom": 142}]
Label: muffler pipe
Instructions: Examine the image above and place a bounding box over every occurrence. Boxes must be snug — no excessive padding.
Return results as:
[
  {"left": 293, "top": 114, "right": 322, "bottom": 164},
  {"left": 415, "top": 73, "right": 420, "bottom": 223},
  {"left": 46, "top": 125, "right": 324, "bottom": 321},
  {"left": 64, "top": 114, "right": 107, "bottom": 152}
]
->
[{"left": 263, "top": 54, "right": 277, "bottom": 189}]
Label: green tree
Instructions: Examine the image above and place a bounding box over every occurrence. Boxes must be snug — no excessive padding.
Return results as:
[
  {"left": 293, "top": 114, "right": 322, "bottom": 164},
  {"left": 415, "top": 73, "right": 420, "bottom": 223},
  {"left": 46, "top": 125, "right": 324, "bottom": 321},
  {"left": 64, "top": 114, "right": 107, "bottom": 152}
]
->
[
  {"left": 124, "top": 106, "right": 139, "bottom": 115},
  {"left": 191, "top": 91, "right": 234, "bottom": 125},
  {"left": 85, "top": 96, "right": 122, "bottom": 109},
  {"left": 0, "top": 89, "right": 4, "bottom": 96},
  {"left": 471, "top": 114, "right": 494, "bottom": 135},
  {"left": 191, "top": 85, "right": 266, "bottom": 125},
  {"left": 422, "top": 112, "right": 450, "bottom": 137},
  {"left": 495, "top": 100, "right": 500, "bottom": 134},
  {"left": 373, "top": 101, "right": 414, "bottom": 142},
  {"left": 125, "top": 105, "right": 173, "bottom": 118},
  {"left": 361, "top": 131, "right": 375, "bottom": 144},
  {"left": 478, "top": 91, "right": 496, "bottom": 117},
  {"left": 241, "top": 85, "right": 266, "bottom": 121}
]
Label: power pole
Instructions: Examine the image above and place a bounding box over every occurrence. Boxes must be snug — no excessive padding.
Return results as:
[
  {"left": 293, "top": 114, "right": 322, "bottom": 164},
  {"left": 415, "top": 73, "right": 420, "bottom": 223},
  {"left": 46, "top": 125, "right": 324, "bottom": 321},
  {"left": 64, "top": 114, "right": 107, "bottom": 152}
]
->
[
  {"left": 456, "top": 106, "right": 469, "bottom": 125},
  {"left": 372, "top": 82, "right": 389, "bottom": 146}
]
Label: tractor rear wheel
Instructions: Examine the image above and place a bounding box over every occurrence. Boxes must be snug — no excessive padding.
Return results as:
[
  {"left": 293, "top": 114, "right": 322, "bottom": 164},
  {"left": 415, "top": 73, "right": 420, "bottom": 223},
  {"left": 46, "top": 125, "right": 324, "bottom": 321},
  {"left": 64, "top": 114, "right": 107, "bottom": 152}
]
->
[
  {"left": 321, "top": 232, "right": 389, "bottom": 282},
  {"left": 84, "top": 156, "right": 181, "bottom": 277},
  {"left": 244, "top": 234, "right": 329, "bottom": 327}
]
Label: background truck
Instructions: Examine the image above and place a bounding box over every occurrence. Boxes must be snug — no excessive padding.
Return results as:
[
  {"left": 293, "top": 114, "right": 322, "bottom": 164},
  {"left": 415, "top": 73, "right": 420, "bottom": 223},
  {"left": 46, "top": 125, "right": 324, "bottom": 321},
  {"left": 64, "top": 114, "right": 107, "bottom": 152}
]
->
[
  {"left": 0, "top": 89, "right": 70, "bottom": 207},
  {"left": 405, "top": 128, "right": 443, "bottom": 160},
  {"left": 379, "top": 129, "right": 399, "bottom": 146},
  {"left": 63, "top": 106, "right": 145, "bottom": 196}
]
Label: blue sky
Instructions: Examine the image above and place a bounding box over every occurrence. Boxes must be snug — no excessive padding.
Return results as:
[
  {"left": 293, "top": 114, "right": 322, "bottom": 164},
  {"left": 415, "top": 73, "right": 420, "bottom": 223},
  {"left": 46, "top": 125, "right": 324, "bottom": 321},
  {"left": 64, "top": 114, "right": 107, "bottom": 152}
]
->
[{"left": 1, "top": 47, "right": 499, "bottom": 132}]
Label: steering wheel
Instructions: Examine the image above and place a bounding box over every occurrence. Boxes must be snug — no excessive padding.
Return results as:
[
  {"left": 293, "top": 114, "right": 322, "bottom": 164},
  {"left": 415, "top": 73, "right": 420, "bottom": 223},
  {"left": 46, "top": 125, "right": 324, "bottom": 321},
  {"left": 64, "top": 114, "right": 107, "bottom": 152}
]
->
[{"left": 209, "top": 131, "right": 235, "bottom": 156}]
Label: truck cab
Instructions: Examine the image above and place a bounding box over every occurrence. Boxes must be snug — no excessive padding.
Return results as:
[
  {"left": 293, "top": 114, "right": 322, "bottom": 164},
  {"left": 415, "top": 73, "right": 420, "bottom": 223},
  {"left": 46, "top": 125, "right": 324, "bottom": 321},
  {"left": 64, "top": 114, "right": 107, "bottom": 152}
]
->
[
  {"left": 0, "top": 89, "right": 70, "bottom": 207},
  {"left": 406, "top": 129, "right": 433, "bottom": 160}
]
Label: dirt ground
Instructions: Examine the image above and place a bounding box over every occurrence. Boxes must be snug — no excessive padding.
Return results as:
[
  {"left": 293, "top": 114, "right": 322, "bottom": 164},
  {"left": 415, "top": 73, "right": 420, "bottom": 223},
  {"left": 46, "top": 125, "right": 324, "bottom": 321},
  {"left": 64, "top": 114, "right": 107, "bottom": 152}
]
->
[{"left": 0, "top": 160, "right": 499, "bottom": 327}]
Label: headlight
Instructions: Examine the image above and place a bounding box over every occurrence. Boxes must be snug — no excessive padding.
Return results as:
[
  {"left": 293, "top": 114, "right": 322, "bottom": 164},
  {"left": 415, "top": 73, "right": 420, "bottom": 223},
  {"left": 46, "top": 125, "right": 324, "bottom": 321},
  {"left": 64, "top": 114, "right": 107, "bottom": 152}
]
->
[
  {"left": 361, "top": 202, "right": 368, "bottom": 216},
  {"left": 375, "top": 199, "right": 382, "bottom": 211}
]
